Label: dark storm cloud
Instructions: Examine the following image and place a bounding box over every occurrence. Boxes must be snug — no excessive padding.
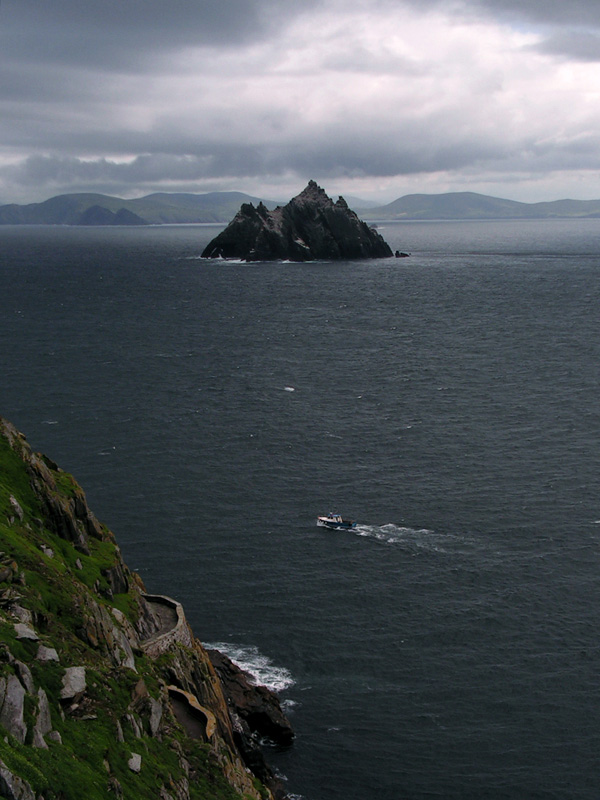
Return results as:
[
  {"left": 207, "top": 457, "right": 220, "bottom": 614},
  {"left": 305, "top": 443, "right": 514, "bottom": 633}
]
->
[
  {"left": 535, "top": 31, "right": 600, "bottom": 61},
  {"left": 2, "top": 0, "right": 600, "bottom": 202},
  {"left": 2, "top": 0, "right": 319, "bottom": 70},
  {"left": 8, "top": 125, "right": 596, "bottom": 197}
]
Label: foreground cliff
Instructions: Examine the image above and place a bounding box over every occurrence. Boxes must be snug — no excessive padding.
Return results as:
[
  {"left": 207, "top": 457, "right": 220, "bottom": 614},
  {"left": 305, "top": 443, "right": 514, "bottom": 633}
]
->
[
  {"left": 0, "top": 417, "right": 292, "bottom": 800},
  {"left": 201, "top": 180, "right": 393, "bottom": 261}
]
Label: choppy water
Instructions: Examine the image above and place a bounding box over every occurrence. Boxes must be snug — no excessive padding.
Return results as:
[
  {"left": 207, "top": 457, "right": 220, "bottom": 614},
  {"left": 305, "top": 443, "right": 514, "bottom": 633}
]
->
[{"left": 1, "top": 219, "right": 600, "bottom": 799}]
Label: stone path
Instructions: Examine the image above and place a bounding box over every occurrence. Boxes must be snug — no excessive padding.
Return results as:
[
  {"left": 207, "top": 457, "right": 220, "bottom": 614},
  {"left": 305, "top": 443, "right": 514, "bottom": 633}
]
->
[{"left": 144, "top": 598, "right": 178, "bottom": 638}]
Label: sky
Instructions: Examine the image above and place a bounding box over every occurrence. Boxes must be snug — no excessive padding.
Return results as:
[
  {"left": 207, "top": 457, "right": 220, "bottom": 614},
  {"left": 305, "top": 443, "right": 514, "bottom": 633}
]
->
[{"left": 3, "top": 0, "right": 600, "bottom": 205}]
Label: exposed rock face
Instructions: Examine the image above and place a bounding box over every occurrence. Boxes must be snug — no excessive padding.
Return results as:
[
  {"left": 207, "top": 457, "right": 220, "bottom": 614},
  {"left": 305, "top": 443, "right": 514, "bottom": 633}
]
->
[
  {"left": 207, "top": 649, "right": 293, "bottom": 746},
  {"left": 0, "top": 675, "right": 27, "bottom": 744},
  {"left": 208, "top": 649, "right": 294, "bottom": 800},
  {"left": 0, "top": 415, "right": 293, "bottom": 800},
  {"left": 202, "top": 180, "right": 393, "bottom": 261},
  {"left": 60, "top": 666, "right": 86, "bottom": 700},
  {"left": 0, "top": 759, "right": 36, "bottom": 800}
]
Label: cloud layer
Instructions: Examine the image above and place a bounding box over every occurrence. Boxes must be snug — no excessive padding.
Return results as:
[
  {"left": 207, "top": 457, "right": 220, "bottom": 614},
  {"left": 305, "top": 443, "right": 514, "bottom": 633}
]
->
[{"left": 3, "top": 0, "right": 600, "bottom": 202}]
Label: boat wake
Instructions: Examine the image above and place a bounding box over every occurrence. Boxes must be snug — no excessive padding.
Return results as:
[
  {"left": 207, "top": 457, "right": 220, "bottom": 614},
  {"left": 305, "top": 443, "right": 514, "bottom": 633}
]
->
[
  {"left": 204, "top": 642, "right": 295, "bottom": 693},
  {"left": 345, "top": 523, "right": 501, "bottom": 559},
  {"left": 347, "top": 523, "right": 453, "bottom": 552},
  {"left": 354, "top": 522, "right": 430, "bottom": 540}
]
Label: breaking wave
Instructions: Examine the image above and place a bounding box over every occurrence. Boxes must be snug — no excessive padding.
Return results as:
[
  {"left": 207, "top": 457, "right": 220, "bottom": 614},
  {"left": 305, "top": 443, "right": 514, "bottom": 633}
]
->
[{"left": 205, "top": 642, "right": 295, "bottom": 693}]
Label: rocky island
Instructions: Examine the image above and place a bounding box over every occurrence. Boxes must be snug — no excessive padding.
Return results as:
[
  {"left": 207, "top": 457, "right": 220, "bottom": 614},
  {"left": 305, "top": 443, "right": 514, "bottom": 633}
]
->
[
  {"left": 201, "top": 180, "right": 393, "bottom": 261},
  {"left": 0, "top": 416, "right": 293, "bottom": 800}
]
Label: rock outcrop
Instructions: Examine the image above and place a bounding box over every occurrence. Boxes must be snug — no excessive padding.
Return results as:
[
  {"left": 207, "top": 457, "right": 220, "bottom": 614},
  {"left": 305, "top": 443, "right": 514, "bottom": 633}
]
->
[
  {"left": 202, "top": 180, "right": 393, "bottom": 261},
  {"left": 207, "top": 649, "right": 293, "bottom": 746},
  {"left": 77, "top": 205, "right": 147, "bottom": 226},
  {"left": 0, "top": 415, "right": 293, "bottom": 800}
]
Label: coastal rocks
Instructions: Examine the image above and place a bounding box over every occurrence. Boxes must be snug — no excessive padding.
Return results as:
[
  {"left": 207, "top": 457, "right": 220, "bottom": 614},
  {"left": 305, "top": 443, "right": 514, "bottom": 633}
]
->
[
  {"left": 202, "top": 180, "right": 393, "bottom": 262},
  {"left": 205, "top": 650, "right": 294, "bottom": 800},
  {"left": 0, "top": 414, "right": 288, "bottom": 800},
  {"left": 207, "top": 649, "right": 294, "bottom": 745}
]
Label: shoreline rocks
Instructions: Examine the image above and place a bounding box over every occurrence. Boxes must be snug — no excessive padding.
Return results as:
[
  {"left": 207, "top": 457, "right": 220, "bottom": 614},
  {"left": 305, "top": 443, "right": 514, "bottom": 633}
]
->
[{"left": 0, "top": 415, "right": 293, "bottom": 800}]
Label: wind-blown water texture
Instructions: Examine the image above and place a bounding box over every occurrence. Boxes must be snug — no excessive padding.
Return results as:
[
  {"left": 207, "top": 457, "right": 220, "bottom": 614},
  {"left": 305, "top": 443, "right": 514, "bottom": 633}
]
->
[{"left": 1, "top": 219, "right": 600, "bottom": 799}]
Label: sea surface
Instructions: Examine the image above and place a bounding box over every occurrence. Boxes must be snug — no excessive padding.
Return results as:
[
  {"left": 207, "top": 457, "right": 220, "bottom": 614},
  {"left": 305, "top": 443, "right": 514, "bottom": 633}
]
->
[{"left": 1, "top": 218, "right": 600, "bottom": 799}]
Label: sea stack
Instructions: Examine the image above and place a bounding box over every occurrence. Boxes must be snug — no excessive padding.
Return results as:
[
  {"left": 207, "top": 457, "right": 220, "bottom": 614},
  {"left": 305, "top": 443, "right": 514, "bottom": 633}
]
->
[{"left": 201, "top": 180, "right": 393, "bottom": 261}]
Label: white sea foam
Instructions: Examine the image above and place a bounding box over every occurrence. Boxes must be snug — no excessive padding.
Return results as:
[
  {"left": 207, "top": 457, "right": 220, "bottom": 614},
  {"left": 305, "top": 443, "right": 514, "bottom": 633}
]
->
[
  {"left": 98, "top": 446, "right": 116, "bottom": 456},
  {"left": 205, "top": 642, "right": 295, "bottom": 693},
  {"left": 352, "top": 523, "right": 437, "bottom": 547},
  {"left": 190, "top": 255, "right": 245, "bottom": 263},
  {"left": 348, "top": 523, "right": 490, "bottom": 557}
]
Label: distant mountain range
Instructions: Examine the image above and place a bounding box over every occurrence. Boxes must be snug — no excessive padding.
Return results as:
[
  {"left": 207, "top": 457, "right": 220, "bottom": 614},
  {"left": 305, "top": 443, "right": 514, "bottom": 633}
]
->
[
  {"left": 2, "top": 189, "right": 600, "bottom": 225},
  {"left": 361, "top": 192, "right": 600, "bottom": 220},
  {"left": 0, "top": 191, "right": 278, "bottom": 226}
]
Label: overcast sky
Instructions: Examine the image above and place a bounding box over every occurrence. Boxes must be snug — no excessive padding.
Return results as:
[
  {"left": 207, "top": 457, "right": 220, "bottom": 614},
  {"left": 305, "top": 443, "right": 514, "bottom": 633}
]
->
[{"left": 3, "top": 0, "right": 600, "bottom": 204}]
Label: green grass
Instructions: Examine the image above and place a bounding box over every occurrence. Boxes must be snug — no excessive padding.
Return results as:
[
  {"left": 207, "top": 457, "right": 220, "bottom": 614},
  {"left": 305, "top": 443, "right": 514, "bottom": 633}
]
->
[
  {"left": 51, "top": 469, "right": 79, "bottom": 499},
  {"left": 0, "top": 436, "right": 41, "bottom": 521},
  {"left": 0, "top": 424, "right": 267, "bottom": 800}
]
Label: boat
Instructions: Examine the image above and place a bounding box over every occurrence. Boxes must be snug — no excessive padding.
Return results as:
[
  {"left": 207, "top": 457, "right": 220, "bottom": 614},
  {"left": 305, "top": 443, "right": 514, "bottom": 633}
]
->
[{"left": 317, "top": 513, "right": 357, "bottom": 530}]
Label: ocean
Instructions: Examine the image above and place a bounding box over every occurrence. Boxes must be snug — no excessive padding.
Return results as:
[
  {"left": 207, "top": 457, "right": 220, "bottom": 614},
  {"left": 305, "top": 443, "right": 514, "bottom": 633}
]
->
[{"left": 1, "top": 218, "right": 599, "bottom": 799}]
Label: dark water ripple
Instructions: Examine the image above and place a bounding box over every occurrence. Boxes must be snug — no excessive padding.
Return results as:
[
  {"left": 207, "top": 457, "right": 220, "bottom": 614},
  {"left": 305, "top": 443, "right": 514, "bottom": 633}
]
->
[{"left": 1, "top": 220, "right": 600, "bottom": 799}]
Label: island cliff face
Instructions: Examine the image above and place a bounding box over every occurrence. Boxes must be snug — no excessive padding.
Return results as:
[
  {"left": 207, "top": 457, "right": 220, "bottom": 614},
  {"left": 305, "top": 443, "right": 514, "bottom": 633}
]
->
[
  {"left": 202, "top": 180, "right": 393, "bottom": 261},
  {"left": 0, "top": 417, "right": 292, "bottom": 800}
]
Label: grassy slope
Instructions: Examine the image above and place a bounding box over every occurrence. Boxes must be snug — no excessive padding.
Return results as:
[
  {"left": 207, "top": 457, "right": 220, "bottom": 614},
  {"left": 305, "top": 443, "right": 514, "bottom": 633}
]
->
[{"left": 0, "top": 429, "right": 251, "bottom": 800}]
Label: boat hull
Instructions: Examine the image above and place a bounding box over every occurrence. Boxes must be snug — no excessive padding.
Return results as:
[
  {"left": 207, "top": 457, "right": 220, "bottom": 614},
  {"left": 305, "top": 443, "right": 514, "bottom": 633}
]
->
[{"left": 317, "top": 516, "right": 357, "bottom": 530}]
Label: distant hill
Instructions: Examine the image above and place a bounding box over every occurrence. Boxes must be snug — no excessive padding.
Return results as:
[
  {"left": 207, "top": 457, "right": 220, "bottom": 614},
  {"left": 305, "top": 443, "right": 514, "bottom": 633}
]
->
[
  {"left": 0, "top": 191, "right": 278, "bottom": 225},
  {"left": 342, "top": 195, "right": 380, "bottom": 210},
  {"left": 4, "top": 189, "right": 600, "bottom": 226},
  {"left": 362, "top": 191, "right": 600, "bottom": 220}
]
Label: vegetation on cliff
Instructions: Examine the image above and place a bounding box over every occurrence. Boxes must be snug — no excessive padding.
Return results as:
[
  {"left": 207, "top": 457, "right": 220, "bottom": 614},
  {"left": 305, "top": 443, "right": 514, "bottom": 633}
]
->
[{"left": 0, "top": 417, "right": 291, "bottom": 800}]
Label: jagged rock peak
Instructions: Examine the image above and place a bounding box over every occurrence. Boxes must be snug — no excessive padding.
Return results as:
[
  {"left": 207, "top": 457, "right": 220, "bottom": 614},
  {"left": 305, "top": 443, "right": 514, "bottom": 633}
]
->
[
  {"left": 296, "top": 179, "right": 328, "bottom": 201},
  {"left": 201, "top": 181, "right": 393, "bottom": 262}
]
